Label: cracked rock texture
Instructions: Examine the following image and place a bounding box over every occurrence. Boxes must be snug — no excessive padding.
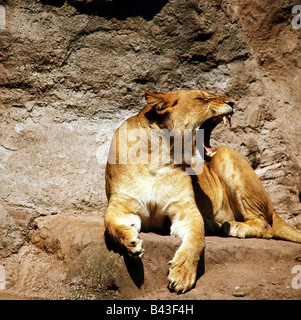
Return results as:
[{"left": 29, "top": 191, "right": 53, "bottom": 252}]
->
[{"left": 0, "top": 0, "right": 301, "bottom": 291}]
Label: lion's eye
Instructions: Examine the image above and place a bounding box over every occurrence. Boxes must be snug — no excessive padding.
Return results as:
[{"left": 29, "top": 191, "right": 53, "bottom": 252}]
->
[{"left": 195, "top": 97, "right": 205, "bottom": 101}]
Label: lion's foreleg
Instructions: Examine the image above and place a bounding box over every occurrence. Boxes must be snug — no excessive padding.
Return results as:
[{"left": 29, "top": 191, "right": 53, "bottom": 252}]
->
[
  {"left": 167, "top": 203, "right": 205, "bottom": 294},
  {"left": 104, "top": 199, "right": 144, "bottom": 260}
]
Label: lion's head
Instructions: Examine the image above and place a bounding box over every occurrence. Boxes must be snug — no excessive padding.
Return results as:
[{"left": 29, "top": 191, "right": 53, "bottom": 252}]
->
[{"left": 144, "top": 89, "right": 234, "bottom": 159}]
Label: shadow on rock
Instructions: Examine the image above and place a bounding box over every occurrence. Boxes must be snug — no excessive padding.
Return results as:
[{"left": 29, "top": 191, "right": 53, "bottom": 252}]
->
[
  {"left": 124, "top": 255, "right": 144, "bottom": 288},
  {"left": 196, "top": 250, "right": 205, "bottom": 282},
  {"left": 67, "top": 0, "right": 169, "bottom": 21},
  {"left": 104, "top": 230, "right": 144, "bottom": 288}
]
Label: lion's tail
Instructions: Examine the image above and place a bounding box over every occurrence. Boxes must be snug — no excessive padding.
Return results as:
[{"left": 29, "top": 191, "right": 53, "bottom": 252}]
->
[{"left": 272, "top": 211, "right": 301, "bottom": 243}]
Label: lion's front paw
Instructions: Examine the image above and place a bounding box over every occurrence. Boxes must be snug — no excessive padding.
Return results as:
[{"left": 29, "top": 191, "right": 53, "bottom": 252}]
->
[
  {"left": 125, "top": 238, "right": 144, "bottom": 260},
  {"left": 167, "top": 253, "right": 197, "bottom": 294}
]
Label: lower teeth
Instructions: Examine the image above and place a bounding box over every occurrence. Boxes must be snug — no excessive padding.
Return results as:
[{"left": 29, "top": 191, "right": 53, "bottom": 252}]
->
[{"left": 207, "top": 151, "right": 216, "bottom": 157}]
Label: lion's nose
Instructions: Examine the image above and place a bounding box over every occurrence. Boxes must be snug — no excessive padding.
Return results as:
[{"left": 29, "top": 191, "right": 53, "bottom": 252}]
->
[{"left": 226, "top": 101, "right": 234, "bottom": 108}]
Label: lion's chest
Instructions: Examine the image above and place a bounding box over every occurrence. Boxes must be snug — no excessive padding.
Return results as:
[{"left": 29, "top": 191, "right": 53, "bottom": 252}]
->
[{"left": 127, "top": 166, "right": 184, "bottom": 230}]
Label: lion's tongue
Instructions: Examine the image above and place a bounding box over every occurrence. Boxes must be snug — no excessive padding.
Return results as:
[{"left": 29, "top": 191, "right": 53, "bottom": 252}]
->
[{"left": 203, "top": 143, "right": 212, "bottom": 155}]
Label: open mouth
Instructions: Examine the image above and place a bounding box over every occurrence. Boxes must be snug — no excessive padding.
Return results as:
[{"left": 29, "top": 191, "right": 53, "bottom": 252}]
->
[{"left": 199, "top": 113, "right": 233, "bottom": 161}]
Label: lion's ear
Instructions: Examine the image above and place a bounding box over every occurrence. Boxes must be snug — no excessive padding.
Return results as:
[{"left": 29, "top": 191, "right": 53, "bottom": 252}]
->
[{"left": 144, "top": 91, "right": 171, "bottom": 115}]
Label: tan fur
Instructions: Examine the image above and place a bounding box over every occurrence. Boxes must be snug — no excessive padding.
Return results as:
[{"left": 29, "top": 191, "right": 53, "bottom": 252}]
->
[
  {"left": 193, "top": 146, "right": 301, "bottom": 243},
  {"left": 105, "top": 90, "right": 234, "bottom": 294}
]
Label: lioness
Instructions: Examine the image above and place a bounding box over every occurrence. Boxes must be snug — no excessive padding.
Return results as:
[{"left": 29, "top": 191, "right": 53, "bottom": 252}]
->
[
  {"left": 194, "top": 116, "right": 301, "bottom": 243},
  {"left": 105, "top": 89, "right": 234, "bottom": 293}
]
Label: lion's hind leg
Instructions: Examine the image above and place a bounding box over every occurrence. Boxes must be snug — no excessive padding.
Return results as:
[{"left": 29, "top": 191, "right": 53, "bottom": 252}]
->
[
  {"left": 105, "top": 196, "right": 144, "bottom": 260},
  {"left": 228, "top": 219, "right": 274, "bottom": 239},
  {"left": 227, "top": 186, "right": 274, "bottom": 240}
]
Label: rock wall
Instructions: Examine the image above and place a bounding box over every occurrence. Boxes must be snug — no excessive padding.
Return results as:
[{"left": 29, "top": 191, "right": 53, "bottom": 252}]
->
[{"left": 0, "top": 0, "right": 301, "bottom": 254}]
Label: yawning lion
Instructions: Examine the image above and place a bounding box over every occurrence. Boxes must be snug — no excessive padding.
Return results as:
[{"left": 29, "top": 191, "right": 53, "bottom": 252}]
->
[{"left": 104, "top": 89, "right": 234, "bottom": 294}]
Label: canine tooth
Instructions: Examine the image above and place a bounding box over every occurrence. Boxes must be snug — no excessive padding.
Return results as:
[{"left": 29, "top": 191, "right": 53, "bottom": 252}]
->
[
  {"left": 207, "top": 151, "right": 217, "bottom": 157},
  {"left": 228, "top": 114, "right": 232, "bottom": 127},
  {"left": 222, "top": 115, "right": 232, "bottom": 127},
  {"left": 223, "top": 116, "right": 227, "bottom": 125}
]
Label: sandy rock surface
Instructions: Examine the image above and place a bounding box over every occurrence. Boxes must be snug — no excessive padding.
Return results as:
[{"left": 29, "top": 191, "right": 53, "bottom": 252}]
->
[{"left": 0, "top": 215, "right": 300, "bottom": 300}]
